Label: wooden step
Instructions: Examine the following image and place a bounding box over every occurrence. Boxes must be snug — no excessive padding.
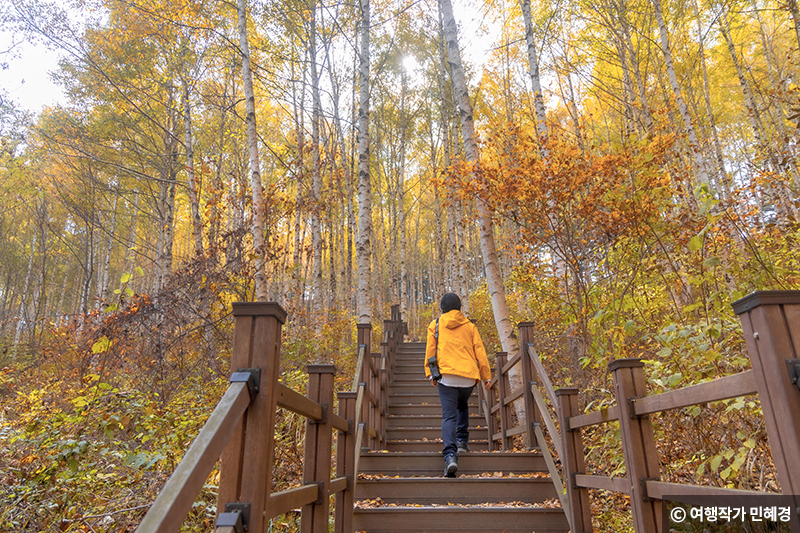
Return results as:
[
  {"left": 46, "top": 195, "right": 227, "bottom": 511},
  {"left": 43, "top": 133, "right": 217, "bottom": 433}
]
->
[
  {"left": 389, "top": 392, "right": 479, "bottom": 403},
  {"left": 387, "top": 414, "right": 483, "bottom": 429},
  {"left": 388, "top": 404, "right": 451, "bottom": 415},
  {"left": 394, "top": 354, "right": 425, "bottom": 361},
  {"left": 358, "top": 451, "right": 547, "bottom": 476},
  {"left": 392, "top": 370, "right": 426, "bottom": 378},
  {"left": 386, "top": 440, "right": 489, "bottom": 452},
  {"left": 386, "top": 426, "right": 487, "bottom": 440},
  {"left": 353, "top": 506, "right": 569, "bottom": 532},
  {"left": 385, "top": 428, "right": 443, "bottom": 440},
  {"left": 355, "top": 476, "right": 558, "bottom": 504},
  {"left": 389, "top": 384, "right": 437, "bottom": 395},
  {"left": 395, "top": 360, "right": 424, "bottom": 366}
]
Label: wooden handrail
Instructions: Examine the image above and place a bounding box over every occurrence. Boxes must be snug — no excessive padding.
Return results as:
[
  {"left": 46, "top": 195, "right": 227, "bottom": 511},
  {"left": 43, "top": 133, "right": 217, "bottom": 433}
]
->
[
  {"left": 567, "top": 405, "right": 620, "bottom": 430},
  {"left": 501, "top": 351, "right": 522, "bottom": 374},
  {"left": 137, "top": 380, "right": 253, "bottom": 533},
  {"left": 533, "top": 424, "right": 569, "bottom": 515},
  {"left": 527, "top": 345, "right": 558, "bottom": 412},
  {"left": 268, "top": 484, "right": 319, "bottom": 517},
  {"left": 277, "top": 382, "right": 323, "bottom": 420},
  {"left": 530, "top": 383, "right": 563, "bottom": 463},
  {"left": 352, "top": 344, "right": 366, "bottom": 391},
  {"left": 574, "top": 474, "right": 629, "bottom": 494},
  {"left": 644, "top": 480, "right": 767, "bottom": 500},
  {"left": 631, "top": 370, "right": 757, "bottom": 416}
]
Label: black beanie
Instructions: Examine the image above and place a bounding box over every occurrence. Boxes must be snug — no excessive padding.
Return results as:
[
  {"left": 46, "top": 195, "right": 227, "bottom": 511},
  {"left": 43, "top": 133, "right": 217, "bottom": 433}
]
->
[{"left": 440, "top": 293, "right": 462, "bottom": 313}]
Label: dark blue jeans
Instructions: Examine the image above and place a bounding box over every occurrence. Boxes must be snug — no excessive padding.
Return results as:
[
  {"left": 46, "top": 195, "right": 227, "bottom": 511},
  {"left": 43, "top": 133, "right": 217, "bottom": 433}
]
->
[{"left": 437, "top": 382, "right": 475, "bottom": 459}]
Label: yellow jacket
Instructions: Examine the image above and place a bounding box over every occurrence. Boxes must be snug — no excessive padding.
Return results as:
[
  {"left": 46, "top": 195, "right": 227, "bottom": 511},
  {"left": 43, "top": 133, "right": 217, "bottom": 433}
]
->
[{"left": 424, "top": 310, "right": 491, "bottom": 382}]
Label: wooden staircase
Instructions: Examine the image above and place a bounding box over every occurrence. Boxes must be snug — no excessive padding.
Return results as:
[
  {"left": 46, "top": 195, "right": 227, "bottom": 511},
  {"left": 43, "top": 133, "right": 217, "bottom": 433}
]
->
[{"left": 353, "top": 342, "right": 570, "bottom": 533}]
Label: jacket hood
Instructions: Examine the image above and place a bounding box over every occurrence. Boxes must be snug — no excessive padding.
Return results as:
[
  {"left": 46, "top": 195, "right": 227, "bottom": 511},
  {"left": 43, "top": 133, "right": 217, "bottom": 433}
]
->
[{"left": 440, "top": 310, "right": 470, "bottom": 329}]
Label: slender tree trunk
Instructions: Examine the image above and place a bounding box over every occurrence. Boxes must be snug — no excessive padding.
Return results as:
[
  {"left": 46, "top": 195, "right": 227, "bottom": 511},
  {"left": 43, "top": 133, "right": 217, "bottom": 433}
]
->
[
  {"left": 14, "top": 233, "right": 37, "bottom": 347},
  {"left": 440, "top": 0, "right": 518, "bottom": 357},
  {"left": 290, "top": 38, "right": 306, "bottom": 317},
  {"left": 652, "top": 0, "right": 709, "bottom": 187},
  {"left": 238, "top": 0, "right": 269, "bottom": 300},
  {"left": 520, "top": 0, "right": 548, "bottom": 146},
  {"left": 183, "top": 80, "right": 204, "bottom": 256},
  {"left": 436, "top": 9, "right": 459, "bottom": 295},
  {"left": 718, "top": 5, "right": 792, "bottom": 221},
  {"left": 691, "top": 0, "right": 729, "bottom": 198},
  {"left": 613, "top": 35, "right": 639, "bottom": 136},
  {"left": 310, "top": 1, "right": 324, "bottom": 333},
  {"left": 356, "top": 0, "right": 372, "bottom": 325},
  {"left": 124, "top": 193, "right": 140, "bottom": 293},
  {"left": 399, "top": 71, "right": 408, "bottom": 320},
  {"left": 99, "top": 193, "right": 118, "bottom": 305},
  {"left": 618, "top": 0, "right": 654, "bottom": 131},
  {"left": 788, "top": 0, "right": 800, "bottom": 52},
  {"left": 322, "top": 33, "right": 354, "bottom": 313}
]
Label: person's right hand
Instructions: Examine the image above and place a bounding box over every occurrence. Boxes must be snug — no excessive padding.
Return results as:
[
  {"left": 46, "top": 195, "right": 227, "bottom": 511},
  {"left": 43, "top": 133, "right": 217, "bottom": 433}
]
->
[{"left": 431, "top": 379, "right": 438, "bottom": 387}]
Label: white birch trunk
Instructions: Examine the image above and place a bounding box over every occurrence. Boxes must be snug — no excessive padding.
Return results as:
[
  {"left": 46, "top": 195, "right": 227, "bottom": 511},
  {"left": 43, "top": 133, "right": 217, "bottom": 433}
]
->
[
  {"left": 691, "top": 0, "right": 729, "bottom": 199},
  {"left": 238, "top": 0, "right": 269, "bottom": 300},
  {"left": 788, "top": 0, "right": 800, "bottom": 53},
  {"left": 183, "top": 81, "right": 204, "bottom": 256},
  {"left": 356, "top": 0, "right": 372, "bottom": 325},
  {"left": 399, "top": 71, "right": 408, "bottom": 321},
  {"left": 437, "top": 22, "right": 458, "bottom": 292},
  {"left": 310, "top": 2, "right": 324, "bottom": 330},
  {"left": 618, "top": 0, "right": 654, "bottom": 131},
  {"left": 652, "top": 0, "right": 710, "bottom": 187},
  {"left": 440, "top": 0, "right": 518, "bottom": 357},
  {"left": 99, "top": 194, "right": 118, "bottom": 305},
  {"left": 520, "top": 0, "right": 548, "bottom": 146}
]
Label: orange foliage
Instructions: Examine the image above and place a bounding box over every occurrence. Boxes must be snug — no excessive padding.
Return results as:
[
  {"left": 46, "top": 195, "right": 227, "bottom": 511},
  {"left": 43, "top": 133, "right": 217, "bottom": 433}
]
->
[{"left": 455, "top": 123, "right": 676, "bottom": 251}]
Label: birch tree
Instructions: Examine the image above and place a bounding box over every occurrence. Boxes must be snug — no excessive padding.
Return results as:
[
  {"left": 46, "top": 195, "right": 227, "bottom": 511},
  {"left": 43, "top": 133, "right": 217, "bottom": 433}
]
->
[
  {"left": 439, "top": 0, "right": 518, "bottom": 356},
  {"left": 356, "top": 0, "right": 372, "bottom": 324},
  {"left": 237, "top": 0, "right": 269, "bottom": 300},
  {"left": 652, "top": 0, "right": 710, "bottom": 187}
]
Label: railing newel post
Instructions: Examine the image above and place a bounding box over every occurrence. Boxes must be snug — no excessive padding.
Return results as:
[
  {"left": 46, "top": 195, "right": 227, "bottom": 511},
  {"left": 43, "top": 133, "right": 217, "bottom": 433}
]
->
[
  {"left": 371, "top": 353, "right": 381, "bottom": 450},
  {"left": 733, "top": 291, "right": 800, "bottom": 522},
  {"left": 518, "top": 322, "right": 540, "bottom": 449},
  {"left": 217, "top": 302, "right": 286, "bottom": 533},
  {"left": 495, "top": 352, "right": 512, "bottom": 450},
  {"left": 301, "top": 365, "right": 336, "bottom": 533},
  {"left": 486, "top": 368, "right": 497, "bottom": 451},
  {"left": 335, "top": 391, "right": 357, "bottom": 533},
  {"left": 609, "top": 358, "right": 661, "bottom": 533},
  {"left": 556, "top": 388, "right": 592, "bottom": 533}
]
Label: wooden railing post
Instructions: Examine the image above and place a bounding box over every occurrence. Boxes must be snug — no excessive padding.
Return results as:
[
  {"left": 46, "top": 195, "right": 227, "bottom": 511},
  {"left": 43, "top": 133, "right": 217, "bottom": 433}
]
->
[
  {"left": 496, "top": 352, "right": 513, "bottom": 450},
  {"left": 380, "top": 341, "right": 389, "bottom": 447},
  {"left": 556, "top": 388, "right": 592, "bottom": 533},
  {"left": 485, "top": 368, "right": 498, "bottom": 451},
  {"left": 370, "top": 352, "right": 381, "bottom": 450},
  {"left": 301, "top": 365, "right": 336, "bottom": 533},
  {"left": 609, "top": 358, "right": 661, "bottom": 533},
  {"left": 383, "top": 320, "right": 394, "bottom": 383},
  {"left": 733, "top": 291, "right": 800, "bottom": 505},
  {"left": 335, "top": 392, "right": 357, "bottom": 533},
  {"left": 518, "top": 322, "right": 540, "bottom": 448},
  {"left": 357, "top": 323, "right": 372, "bottom": 361},
  {"left": 217, "top": 302, "right": 287, "bottom": 533}
]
